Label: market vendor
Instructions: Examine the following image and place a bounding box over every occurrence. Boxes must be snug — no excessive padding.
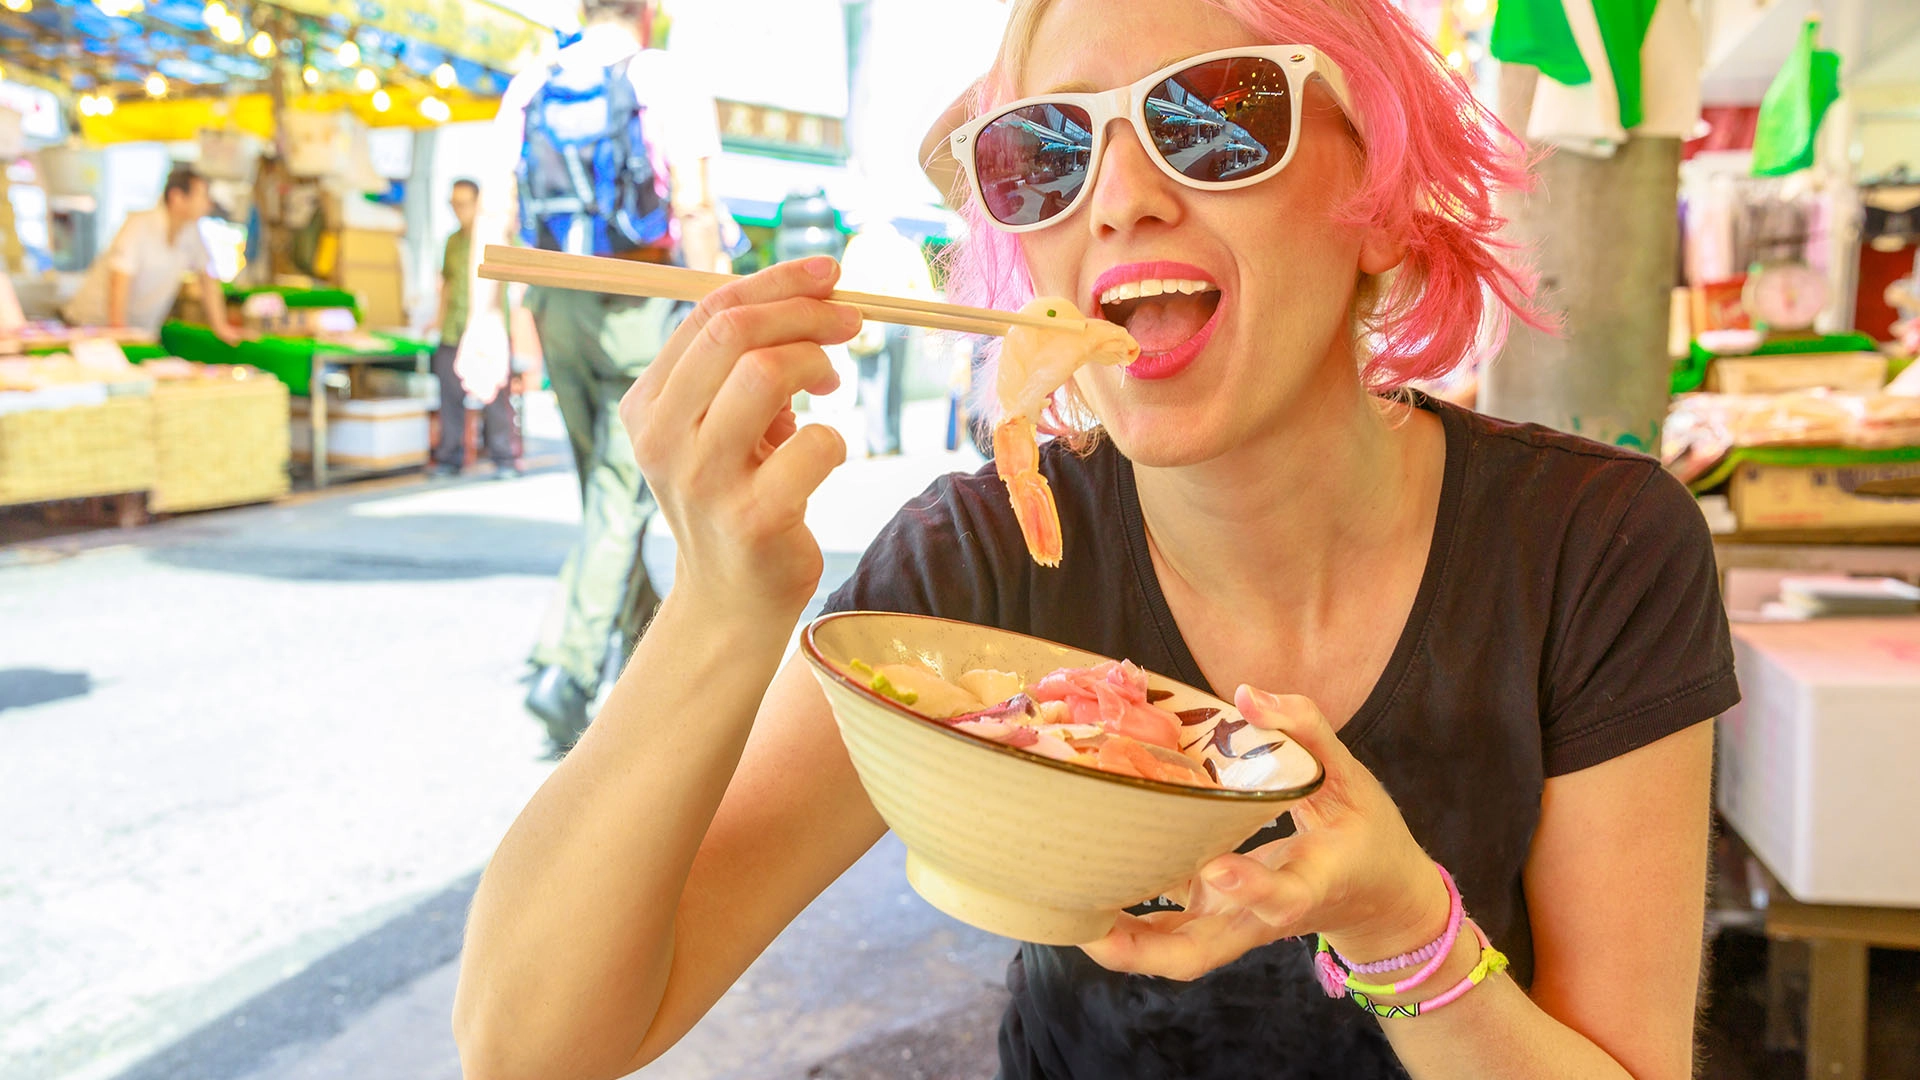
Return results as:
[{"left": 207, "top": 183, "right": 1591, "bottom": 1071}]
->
[{"left": 63, "top": 166, "right": 239, "bottom": 345}]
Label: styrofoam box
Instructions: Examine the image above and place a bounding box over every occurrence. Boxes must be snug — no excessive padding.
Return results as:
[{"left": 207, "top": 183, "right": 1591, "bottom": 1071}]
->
[
  {"left": 1718, "top": 618, "right": 1920, "bottom": 907},
  {"left": 289, "top": 396, "right": 428, "bottom": 464}
]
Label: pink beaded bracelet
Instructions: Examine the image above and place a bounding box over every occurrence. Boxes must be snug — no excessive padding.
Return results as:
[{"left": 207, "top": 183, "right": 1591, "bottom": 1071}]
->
[
  {"left": 1349, "top": 919, "right": 1509, "bottom": 1019},
  {"left": 1313, "top": 862, "right": 1462, "bottom": 999}
]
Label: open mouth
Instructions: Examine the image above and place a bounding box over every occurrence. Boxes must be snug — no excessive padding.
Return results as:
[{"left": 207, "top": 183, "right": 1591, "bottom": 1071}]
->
[{"left": 1098, "top": 278, "right": 1223, "bottom": 355}]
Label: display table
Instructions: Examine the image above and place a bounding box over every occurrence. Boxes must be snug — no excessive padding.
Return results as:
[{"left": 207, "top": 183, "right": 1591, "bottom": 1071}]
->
[{"left": 1732, "top": 852, "right": 1920, "bottom": 1080}]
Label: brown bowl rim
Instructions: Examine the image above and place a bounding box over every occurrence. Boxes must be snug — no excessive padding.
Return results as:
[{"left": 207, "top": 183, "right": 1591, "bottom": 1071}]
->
[{"left": 802, "top": 610, "right": 1326, "bottom": 804}]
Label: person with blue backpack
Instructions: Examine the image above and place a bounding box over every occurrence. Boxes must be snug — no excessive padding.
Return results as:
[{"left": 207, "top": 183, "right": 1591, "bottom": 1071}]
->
[{"left": 466, "top": 0, "right": 725, "bottom": 751}]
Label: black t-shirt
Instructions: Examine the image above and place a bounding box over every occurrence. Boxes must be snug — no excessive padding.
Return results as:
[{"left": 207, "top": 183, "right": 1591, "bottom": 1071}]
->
[{"left": 822, "top": 397, "right": 1740, "bottom": 1079}]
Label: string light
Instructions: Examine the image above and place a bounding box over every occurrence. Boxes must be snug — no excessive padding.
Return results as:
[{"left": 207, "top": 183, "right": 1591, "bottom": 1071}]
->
[
  {"left": 96, "top": 93, "right": 114, "bottom": 115},
  {"left": 302, "top": 65, "right": 319, "bottom": 87},
  {"left": 370, "top": 89, "right": 391, "bottom": 113},
  {"left": 431, "top": 62, "right": 455, "bottom": 89},
  {"left": 336, "top": 39, "right": 360, "bottom": 66},
  {"left": 418, "top": 95, "right": 450, "bottom": 123},
  {"left": 79, "top": 95, "right": 98, "bottom": 116},
  {"left": 215, "top": 17, "right": 242, "bottom": 43},
  {"left": 202, "top": 0, "right": 226, "bottom": 22},
  {"left": 354, "top": 67, "right": 377, "bottom": 93},
  {"left": 249, "top": 31, "right": 274, "bottom": 58},
  {"left": 144, "top": 72, "right": 167, "bottom": 98}
]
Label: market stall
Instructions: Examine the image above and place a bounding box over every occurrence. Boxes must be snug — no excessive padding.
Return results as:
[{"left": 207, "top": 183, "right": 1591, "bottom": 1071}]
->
[
  {"left": 0, "top": 0, "right": 553, "bottom": 522},
  {"left": 1655, "top": 5, "right": 1920, "bottom": 1077}
]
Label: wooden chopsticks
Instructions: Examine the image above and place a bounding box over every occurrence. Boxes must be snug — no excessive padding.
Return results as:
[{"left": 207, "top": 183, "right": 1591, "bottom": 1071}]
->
[{"left": 478, "top": 245, "right": 1083, "bottom": 338}]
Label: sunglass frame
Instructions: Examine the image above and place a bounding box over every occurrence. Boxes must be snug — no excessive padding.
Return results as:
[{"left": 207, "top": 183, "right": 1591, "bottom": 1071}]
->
[{"left": 948, "top": 44, "right": 1359, "bottom": 234}]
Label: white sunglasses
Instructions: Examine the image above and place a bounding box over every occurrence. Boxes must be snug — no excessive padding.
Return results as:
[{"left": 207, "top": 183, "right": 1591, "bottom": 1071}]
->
[{"left": 949, "top": 45, "right": 1360, "bottom": 233}]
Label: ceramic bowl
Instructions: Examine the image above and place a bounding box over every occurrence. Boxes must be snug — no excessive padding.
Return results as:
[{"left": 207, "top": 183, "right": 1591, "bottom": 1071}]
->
[{"left": 802, "top": 611, "right": 1324, "bottom": 945}]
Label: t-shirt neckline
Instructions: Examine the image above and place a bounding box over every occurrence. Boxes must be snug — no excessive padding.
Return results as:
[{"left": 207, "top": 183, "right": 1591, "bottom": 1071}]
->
[{"left": 1112, "top": 394, "right": 1469, "bottom": 751}]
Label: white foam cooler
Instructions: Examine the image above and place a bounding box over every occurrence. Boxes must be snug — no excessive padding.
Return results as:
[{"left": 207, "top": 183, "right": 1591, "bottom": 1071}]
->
[{"left": 1717, "top": 617, "right": 1920, "bottom": 908}]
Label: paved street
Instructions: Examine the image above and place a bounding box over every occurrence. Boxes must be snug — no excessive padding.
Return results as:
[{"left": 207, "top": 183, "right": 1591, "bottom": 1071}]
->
[{"left": 2, "top": 395, "right": 1016, "bottom": 1080}]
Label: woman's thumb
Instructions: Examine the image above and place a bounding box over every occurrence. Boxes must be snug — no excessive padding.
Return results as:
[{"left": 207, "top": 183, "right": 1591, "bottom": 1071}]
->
[{"left": 1233, "top": 686, "right": 1345, "bottom": 767}]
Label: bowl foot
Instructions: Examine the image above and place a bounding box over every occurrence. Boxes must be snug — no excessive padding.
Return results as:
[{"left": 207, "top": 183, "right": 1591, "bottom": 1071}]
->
[{"left": 905, "top": 851, "right": 1119, "bottom": 945}]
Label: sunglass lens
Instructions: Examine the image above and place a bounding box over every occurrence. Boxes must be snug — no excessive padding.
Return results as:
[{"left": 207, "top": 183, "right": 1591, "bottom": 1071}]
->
[
  {"left": 1146, "top": 56, "right": 1293, "bottom": 184},
  {"left": 973, "top": 103, "right": 1096, "bottom": 227}
]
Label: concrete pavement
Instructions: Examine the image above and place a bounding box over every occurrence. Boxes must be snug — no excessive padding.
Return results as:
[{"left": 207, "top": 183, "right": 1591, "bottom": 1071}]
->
[{"left": 2, "top": 394, "right": 1013, "bottom": 1080}]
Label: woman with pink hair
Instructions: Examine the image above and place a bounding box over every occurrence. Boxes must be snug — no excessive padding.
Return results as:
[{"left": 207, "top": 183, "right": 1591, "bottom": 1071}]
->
[{"left": 454, "top": 1, "right": 1737, "bottom": 1077}]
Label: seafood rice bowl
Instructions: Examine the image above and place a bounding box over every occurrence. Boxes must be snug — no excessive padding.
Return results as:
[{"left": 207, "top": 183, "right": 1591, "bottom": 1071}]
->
[{"left": 802, "top": 611, "right": 1323, "bottom": 945}]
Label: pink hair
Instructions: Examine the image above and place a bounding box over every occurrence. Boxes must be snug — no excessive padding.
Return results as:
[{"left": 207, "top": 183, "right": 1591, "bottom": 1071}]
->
[{"left": 942, "top": 0, "right": 1546, "bottom": 435}]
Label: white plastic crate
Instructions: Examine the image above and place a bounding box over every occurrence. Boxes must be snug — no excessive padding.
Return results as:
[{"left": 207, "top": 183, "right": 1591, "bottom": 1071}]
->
[{"left": 1717, "top": 618, "right": 1920, "bottom": 908}]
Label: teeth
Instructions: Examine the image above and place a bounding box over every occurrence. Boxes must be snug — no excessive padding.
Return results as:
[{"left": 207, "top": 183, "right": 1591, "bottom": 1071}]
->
[{"left": 1099, "top": 279, "right": 1218, "bottom": 308}]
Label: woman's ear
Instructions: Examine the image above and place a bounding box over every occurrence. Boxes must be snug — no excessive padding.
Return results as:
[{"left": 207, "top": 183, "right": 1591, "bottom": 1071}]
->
[{"left": 1358, "top": 225, "right": 1408, "bottom": 277}]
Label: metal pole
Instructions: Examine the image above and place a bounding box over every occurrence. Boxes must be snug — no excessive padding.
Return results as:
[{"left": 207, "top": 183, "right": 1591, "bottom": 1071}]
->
[{"left": 1481, "top": 65, "right": 1680, "bottom": 455}]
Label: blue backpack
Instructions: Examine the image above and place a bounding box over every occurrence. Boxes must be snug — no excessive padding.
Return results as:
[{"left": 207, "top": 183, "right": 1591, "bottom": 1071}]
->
[{"left": 517, "top": 57, "right": 672, "bottom": 256}]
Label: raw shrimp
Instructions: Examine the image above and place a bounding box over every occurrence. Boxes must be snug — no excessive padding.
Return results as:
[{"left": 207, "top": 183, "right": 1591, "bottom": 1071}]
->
[{"left": 994, "top": 297, "right": 1140, "bottom": 566}]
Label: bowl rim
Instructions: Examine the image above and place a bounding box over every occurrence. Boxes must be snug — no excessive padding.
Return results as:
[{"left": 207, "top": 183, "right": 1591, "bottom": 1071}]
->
[{"left": 802, "top": 610, "right": 1326, "bottom": 804}]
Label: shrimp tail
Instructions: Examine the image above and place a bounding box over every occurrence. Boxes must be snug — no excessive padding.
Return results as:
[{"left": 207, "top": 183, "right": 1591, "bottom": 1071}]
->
[{"left": 994, "top": 417, "right": 1063, "bottom": 568}]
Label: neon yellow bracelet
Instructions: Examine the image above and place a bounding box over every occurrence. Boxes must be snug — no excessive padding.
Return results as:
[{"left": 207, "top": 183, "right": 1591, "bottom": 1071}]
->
[{"left": 1344, "top": 920, "right": 1509, "bottom": 1019}]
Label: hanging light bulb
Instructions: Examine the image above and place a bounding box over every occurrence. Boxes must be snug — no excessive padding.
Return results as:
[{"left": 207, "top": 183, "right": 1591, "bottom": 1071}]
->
[
  {"left": 202, "top": 0, "right": 227, "bottom": 23},
  {"left": 144, "top": 72, "right": 167, "bottom": 98},
  {"left": 336, "top": 39, "right": 360, "bottom": 67},
  {"left": 370, "top": 89, "right": 391, "bottom": 113},
  {"left": 418, "top": 95, "right": 450, "bottom": 123},
  {"left": 432, "top": 62, "right": 455, "bottom": 89},
  {"left": 302, "top": 65, "right": 319, "bottom": 87},
  {"left": 215, "top": 17, "right": 243, "bottom": 44},
  {"left": 78, "top": 95, "right": 98, "bottom": 117},
  {"left": 97, "top": 94, "right": 114, "bottom": 115},
  {"left": 354, "top": 67, "right": 378, "bottom": 93},
  {"left": 249, "top": 31, "right": 274, "bottom": 58}
]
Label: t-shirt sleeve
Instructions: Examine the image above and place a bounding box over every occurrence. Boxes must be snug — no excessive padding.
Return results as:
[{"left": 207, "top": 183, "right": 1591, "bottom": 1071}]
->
[
  {"left": 104, "top": 215, "right": 147, "bottom": 276},
  {"left": 821, "top": 472, "right": 1004, "bottom": 627},
  {"left": 1540, "top": 464, "right": 1740, "bottom": 776}
]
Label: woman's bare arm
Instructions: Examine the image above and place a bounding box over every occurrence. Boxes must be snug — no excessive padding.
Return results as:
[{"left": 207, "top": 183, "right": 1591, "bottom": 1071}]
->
[
  {"left": 454, "top": 257, "right": 872, "bottom": 1080},
  {"left": 1379, "top": 720, "right": 1715, "bottom": 1080},
  {"left": 453, "top": 604, "right": 884, "bottom": 1080}
]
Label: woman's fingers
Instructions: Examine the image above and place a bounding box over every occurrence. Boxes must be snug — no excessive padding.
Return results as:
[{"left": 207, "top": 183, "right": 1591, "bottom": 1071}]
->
[
  {"left": 641, "top": 256, "right": 844, "bottom": 402},
  {"left": 669, "top": 297, "right": 858, "bottom": 425},
  {"left": 1235, "top": 687, "right": 1351, "bottom": 777},
  {"left": 702, "top": 341, "right": 843, "bottom": 458},
  {"left": 755, "top": 421, "right": 847, "bottom": 511},
  {"left": 1196, "top": 851, "right": 1321, "bottom": 934},
  {"left": 1082, "top": 907, "right": 1273, "bottom": 982}
]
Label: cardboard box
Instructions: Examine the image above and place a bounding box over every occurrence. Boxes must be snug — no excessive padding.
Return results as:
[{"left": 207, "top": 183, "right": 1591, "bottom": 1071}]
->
[
  {"left": 1718, "top": 618, "right": 1920, "bottom": 907},
  {"left": 289, "top": 395, "right": 427, "bottom": 469},
  {"left": 1706, "top": 352, "right": 1888, "bottom": 394},
  {"left": 1728, "top": 461, "right": 1920, "bottom": 531}
]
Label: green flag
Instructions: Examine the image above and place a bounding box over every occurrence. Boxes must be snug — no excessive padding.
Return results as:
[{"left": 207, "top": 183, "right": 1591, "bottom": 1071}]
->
[{"left": 1752, "top": 18, "right": 1842, "bottom": 178}]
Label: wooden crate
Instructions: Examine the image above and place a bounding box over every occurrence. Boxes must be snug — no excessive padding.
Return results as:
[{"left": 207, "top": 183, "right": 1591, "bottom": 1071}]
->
[
  {"left": 0, "top": 396, "right": 155, "bottom": 507},
  {"left": 150, "top": 375, "right": 291, "bottom": 513}
]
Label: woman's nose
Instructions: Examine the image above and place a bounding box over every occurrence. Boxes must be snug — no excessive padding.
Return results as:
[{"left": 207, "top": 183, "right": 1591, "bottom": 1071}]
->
[{"left": 1086, "top": 121, "right": 1183, "bottom": 237}]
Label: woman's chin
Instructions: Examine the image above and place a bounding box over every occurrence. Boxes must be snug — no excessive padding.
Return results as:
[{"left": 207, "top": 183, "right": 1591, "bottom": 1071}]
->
[{"left": 1099, "top": 408, "right": 1232, "bottom": 470}]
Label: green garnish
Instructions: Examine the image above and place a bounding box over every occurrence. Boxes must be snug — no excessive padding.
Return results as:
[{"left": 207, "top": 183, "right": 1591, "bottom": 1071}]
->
[
  {"left": 1047, "top": 309, "right": 1057, "bottom": 318},
  {"left": 850, "top": 659, "right": 918, "bottom": 706}
]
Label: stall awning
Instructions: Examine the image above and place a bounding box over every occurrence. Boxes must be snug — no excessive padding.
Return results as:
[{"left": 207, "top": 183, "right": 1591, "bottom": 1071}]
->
[
  {"left": 262, "top": 0, "right": 547, "bottom": 74},
  {"left": 74, "top": 89, "right": 499, "bottom": 144}
]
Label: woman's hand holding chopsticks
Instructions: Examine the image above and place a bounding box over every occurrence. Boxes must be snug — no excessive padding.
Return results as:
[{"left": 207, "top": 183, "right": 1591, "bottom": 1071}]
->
[{"left": 620, "top": 256, "right": 863, "bottom": 624}]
